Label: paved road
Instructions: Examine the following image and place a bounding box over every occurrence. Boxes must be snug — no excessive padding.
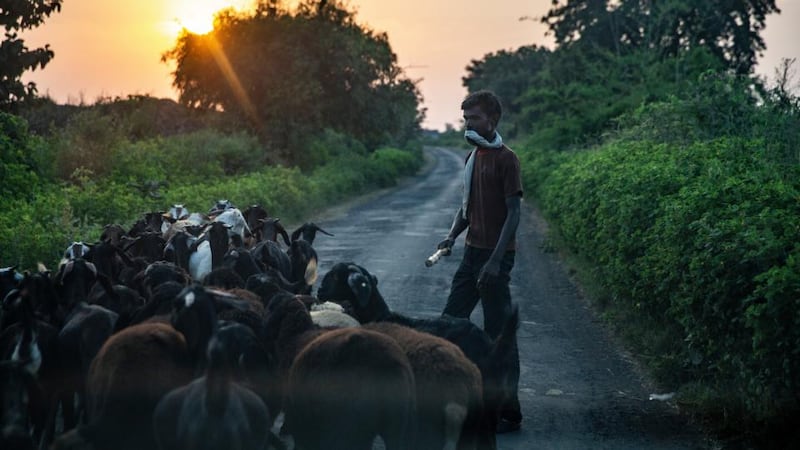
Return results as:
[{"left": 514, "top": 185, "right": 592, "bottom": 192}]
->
[{"left": 308, "top": 146, "right": 714, "bottom": 449}]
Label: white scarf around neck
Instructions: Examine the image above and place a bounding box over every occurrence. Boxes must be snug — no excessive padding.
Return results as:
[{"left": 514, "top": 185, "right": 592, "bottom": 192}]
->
[{"left": 462, "top": 130, "right": 503, "bottom": 219}]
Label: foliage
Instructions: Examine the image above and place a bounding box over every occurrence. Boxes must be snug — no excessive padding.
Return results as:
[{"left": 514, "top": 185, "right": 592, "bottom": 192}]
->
[
  {"left": 463, "top": 43, "right": 723, "bottom": 151},
  {"left": 542, "top": 0, "right": 778, "bottom": 74},
  {"left": 519, "top": 46, "right": 722, "bottom": 150},
  {"left": 162, "top": 0, "right": 422, "bottom": 159},
  {"left": 293, "top": 128, "right": 368, "bottom": 171},
  {"left": 18, "top": 95, "right": 235, "bottom": 139},
  {"left": 525, "top": 73, "right": 800, "bottom": 427},
  {"left": 0, "top": 188, "right": 95, "bottom": 270},
  {"left": 0, "top": 111, "right": 42, "bottom": 200},
  {"left": 0, "top": 0, "right": 63, "bottom": 110},
  {"left": 110, "top": 129, "right": 264, "bottom": 185},
  {"left": 0, "top": 113, "right": 422, "bottom": 270},
  {"left": 463, "top": 0, "right": 779, "bottom": 151},
  {"left": 51, "top": 108, "right": 128, "bottom": 181},
  {"left": 463, "top": 45, "right": 551, "bottom": 139},
  {"left": 611, "top": 71, "right": 800, "bottom": 165}
]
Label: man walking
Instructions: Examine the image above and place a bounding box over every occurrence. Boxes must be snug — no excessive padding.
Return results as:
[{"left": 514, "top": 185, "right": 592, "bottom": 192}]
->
[{"left": 437, "top": 90, "right": 523, "bottom": 433}]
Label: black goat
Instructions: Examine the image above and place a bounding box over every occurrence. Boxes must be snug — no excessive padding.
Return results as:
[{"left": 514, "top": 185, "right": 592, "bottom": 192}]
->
[
  {"left": 122, "top": 232, "right": 166, "bottom": 264},
  {"left": 0, "top": 282, "right": 60, "bottom": 449},
  {"left": 163, "top": 230, "right": 197, "bottom": 273},
  {"left": 253, "top": 217, "right": 291, "bottom": 246},
  {"left": 152, "top": 326, "right": 272, "bottom": 450},
  {"left": 0, "top": 360, "right": 40, "bottom": 450},
  {"left": 171, "top": 285, "right": 262, "bottom": 372},
  {"left": 54, "top": 259, "right": 119, "bottom": 431},
  {"left": 189, "top": 221, "right": 231, "bottom": 282},
  {"left": 99, "top": 224, "right": 126, "bottom": 247},
  {"left": 223, "top": 247, "right": 264, "bottom": 282},
  {"left": 0, "top": 266, "right": 23, "bottom": 309}
]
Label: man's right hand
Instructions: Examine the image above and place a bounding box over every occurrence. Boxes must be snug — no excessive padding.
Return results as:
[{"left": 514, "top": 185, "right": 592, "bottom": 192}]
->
[{"left": 437, "top": 237, "right": 454, "bottom": 251}]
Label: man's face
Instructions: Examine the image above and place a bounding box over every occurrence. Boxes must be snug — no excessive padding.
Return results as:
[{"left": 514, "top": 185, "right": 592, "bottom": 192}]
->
[{"left": 463, "top": 105, "right": 495, "bottom": 140}]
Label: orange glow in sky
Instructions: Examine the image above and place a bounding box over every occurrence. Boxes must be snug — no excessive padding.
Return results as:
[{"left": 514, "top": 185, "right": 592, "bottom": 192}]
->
[
  {"left": 20, "top": 0, "right": 800, "bottom": 131},
  {"left": 165, "top": 0, "right": 253, "bottom": 35}
]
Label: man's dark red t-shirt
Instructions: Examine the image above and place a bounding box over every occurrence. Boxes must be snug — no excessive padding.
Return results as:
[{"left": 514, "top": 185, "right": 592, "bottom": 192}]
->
[{"left": 464, "top": 145, "right": 523, "bottom": 252}]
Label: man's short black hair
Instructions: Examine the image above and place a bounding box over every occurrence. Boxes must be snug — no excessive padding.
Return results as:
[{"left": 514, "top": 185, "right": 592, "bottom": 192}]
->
[{"left": 461, "top": 90, "right": 502, "bottom": 125}]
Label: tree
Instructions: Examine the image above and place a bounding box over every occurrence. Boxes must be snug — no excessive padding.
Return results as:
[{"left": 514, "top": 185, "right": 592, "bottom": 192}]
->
[
  {"left": 463, "top": 45, "right": 551, "bottom": 139},
  {"left": 542, "top": 0, "right": 779, "bottom": 74},
  {"left": 0, "top": 0, "right": 63, "bottom": 111},
  {"left": 163, "top": 0, "right": 421, "bottom": 160}
]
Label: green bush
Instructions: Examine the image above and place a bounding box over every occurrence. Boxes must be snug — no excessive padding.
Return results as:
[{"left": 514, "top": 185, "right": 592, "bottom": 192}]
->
[
  {"left": 109, "top": 129, "right": 263, "bottom": 187},
  {"left": 1, "top": 112, "right": 43, "bottom": 201},
  {"left": 163, "top": 166, "right": 311, "bottom": 221},
  {"left": 523, "top": 72, "right": 800, "bottom": 428},
  {"left": 297, "top": 128, "right": 369, "bottom": 171},
  {"left": 1, "top": 142, "right": 422, "bottom": 270},
  {"left": 536, "top": 134, "right": 800, "bottom": 423},
  {"left": 0, "top": 189, "right": 97, "bottom": 269},
  {"left": 52, "top": 108, "right": 127, "bottom": 181}
]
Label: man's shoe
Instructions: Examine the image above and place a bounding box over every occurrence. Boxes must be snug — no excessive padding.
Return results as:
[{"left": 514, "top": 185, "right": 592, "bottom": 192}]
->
[{"left": 496, "top": 417, "right": 521, "bottom": 434}]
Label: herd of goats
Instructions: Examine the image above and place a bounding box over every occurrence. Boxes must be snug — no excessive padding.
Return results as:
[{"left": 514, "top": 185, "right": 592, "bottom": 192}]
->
[{"left": 0, "top": 200, "right": 519, "bottom": 450}]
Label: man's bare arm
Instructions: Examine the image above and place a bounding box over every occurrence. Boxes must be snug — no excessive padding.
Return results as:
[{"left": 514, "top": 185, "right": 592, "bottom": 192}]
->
[
  {"left": 438, "top": 207, "right": 469, "bottom": 250},
  {"left": 478, "top": 195, "right": 521, "bottom": 287}
]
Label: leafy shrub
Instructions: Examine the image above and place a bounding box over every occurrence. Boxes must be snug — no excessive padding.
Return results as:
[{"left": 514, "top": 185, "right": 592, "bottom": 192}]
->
[
  {"left": 163, "top": 166, "right": 311, "bottom": 221},
  {"left": 532, "top": 138, "right": 800, "bottom": 427},
  {"left": 109, "top": 129, "right": 263, "bottom": 187},
  {"left": 298, "top": 128, "right": 369, "bottom": 171},
  {"left": 52, "top": 108, "right": 127, "bottom": 181},
  {"left": 524, "top": 71, "right": 800, "bottom": 427},
  {"left": 1, "top": 112, "right": 43, "bottom": 201},
  {"left": 63, "top": 174, "right": 156, "bottom": 227},
  {"left": 0, "top": 189, "right": 97, "bottom": 269}
]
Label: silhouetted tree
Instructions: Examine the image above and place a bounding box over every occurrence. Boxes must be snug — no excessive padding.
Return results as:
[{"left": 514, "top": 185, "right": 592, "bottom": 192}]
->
[
  {"left": 0, "top": 0, "right": 63, "bottom": 111},
  {"left": 163, "top": 0, "right": 421, "bottom": 161}
]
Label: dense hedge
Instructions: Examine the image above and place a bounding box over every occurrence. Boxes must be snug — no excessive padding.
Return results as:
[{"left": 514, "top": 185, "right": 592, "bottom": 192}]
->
[
  {"left": 520, "top": 74, "right": 800, "bottom": 426},
  {"left": 0, "top": 112, "right": 422, "bottom": 270}
]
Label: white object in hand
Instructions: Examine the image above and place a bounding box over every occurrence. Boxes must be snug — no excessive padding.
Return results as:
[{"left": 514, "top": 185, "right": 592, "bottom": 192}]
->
[{"left": 425, "top": 248, "right": 451, "bottom": 267}]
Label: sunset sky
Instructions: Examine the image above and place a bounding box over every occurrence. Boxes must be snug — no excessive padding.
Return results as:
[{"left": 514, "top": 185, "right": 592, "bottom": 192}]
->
[{"left": 20, "top": 0, "right": 800, "bottom": 131}]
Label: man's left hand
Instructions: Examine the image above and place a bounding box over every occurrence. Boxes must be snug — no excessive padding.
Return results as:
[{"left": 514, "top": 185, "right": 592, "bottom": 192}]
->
[{"left": 477, "top": 259, "right": 500, "bottom": 290}]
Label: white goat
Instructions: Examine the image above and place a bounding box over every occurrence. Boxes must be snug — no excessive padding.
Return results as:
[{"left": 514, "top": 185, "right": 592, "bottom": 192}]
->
[{"left": 212, "top": 208, "right": 251, "bottom": 247}]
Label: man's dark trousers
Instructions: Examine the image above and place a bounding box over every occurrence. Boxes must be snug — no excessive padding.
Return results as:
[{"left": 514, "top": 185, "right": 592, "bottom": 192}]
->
[{"left": 442, "top": 245, "right": 522, "bottom": 422}]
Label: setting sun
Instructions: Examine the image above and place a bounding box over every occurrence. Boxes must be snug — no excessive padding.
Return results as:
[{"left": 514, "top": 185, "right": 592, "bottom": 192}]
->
[{"left": 170, "top": 0, "right": 253, "bottom": 35}]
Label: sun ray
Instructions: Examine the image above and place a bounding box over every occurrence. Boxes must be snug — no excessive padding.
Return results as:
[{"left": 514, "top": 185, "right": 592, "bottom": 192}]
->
[{"left": 205, "top": 34, "right": 260, "bottom": 127}]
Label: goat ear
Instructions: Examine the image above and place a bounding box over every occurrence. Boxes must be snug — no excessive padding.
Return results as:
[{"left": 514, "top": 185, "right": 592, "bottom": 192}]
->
[
  {"left": 290, "top": 226, "right": 303, "bottom": 243},
  {"left": 347, "top": 272, "right": 371, "bottom": 308},
  {"left": 279, "top": 227, "right": 291, "bottom": 247},
  {"left": 304, "top": 256, "right": 318, "bottom": 286}
]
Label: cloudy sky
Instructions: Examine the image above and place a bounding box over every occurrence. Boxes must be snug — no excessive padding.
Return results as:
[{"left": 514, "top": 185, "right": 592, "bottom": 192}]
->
[{"left": 21, "top": 0, "right": 800, "bottom": 130}]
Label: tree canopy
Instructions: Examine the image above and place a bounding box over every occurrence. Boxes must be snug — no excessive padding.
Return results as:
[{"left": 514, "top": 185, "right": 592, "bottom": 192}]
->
[
  {"left": 0, "top": 0, "right": 63, "bottom": 111},
  {"left": 163, "top": 0, "right": 422, "bottom": 160},
  {"left": 542, "top": 0, "right": 779, "bottom": 74},
  {"left": 462, "top": 0, "right": 778, "bottom": 149}
]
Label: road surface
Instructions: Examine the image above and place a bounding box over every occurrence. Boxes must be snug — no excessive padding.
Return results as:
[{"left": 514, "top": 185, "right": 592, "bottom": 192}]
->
[{"left": 307, "top": 146, "right": 714, "bottom": 449}]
